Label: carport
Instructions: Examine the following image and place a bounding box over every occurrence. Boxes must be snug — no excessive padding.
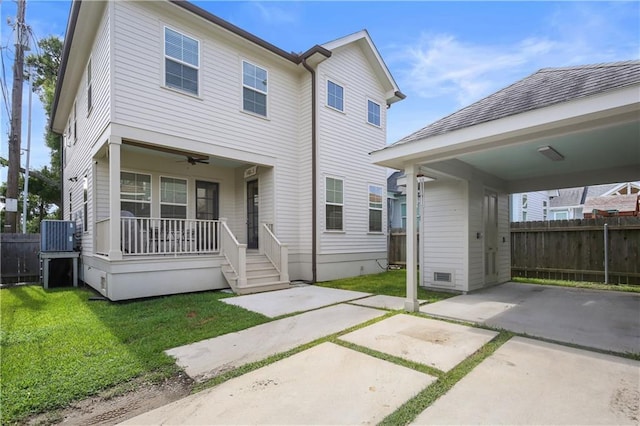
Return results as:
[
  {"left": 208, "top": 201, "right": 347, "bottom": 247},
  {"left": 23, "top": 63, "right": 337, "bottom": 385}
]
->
[{"left": 371, "top": 61, "right": 640, "bottom": 311}]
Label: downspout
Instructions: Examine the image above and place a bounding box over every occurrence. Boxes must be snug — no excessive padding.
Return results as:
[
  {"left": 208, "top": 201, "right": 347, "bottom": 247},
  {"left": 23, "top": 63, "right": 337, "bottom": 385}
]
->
[{"left": 302, "top": 59, "right": 317, "bottom": 283}]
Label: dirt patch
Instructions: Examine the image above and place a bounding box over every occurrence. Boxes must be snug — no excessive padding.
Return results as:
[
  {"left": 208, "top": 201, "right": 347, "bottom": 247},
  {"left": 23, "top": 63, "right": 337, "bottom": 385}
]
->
[{"left": 23, "top": 373, "right": 193, "bottom": 426}]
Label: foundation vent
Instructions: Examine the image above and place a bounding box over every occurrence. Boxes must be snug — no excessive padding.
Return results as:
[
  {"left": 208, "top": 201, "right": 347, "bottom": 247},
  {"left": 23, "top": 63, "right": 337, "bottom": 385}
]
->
[{"left": 433, "top": 272, "right": 452, "bottom": 283}]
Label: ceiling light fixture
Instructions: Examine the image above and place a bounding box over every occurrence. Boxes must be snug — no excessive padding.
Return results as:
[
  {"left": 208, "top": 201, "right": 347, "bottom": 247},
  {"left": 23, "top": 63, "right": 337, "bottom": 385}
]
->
[{"left": 538, "top": 145, "right": 564, "bottom": 161}]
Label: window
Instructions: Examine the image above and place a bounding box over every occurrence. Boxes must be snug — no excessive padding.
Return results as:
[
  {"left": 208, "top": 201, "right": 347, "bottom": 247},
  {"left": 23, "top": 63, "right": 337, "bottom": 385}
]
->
[
  {"left": 543, "top": 200, "right": 548, "bottom": 221},
  {"left": 368, "top": 185, "right": 383, "bottom": 232},
  {"left": 242, "top": 61, "right": 267, "bottom": 116},
  {"left": 327, "top": 80, "right": 344, "bottom": 111},
  {"left": 164, "top": 27, "right": 199, "bottom": 95},
  {"left": 66, "top": 118, "right": 72, "bottom": 147},
  {"left": 521, "top": 194, "right": 528, "bottom": 221},
  {"left": 83, "top": 176, "right": 88, "bottom": 232},
  {"left": 367, "top": 100, "right": 381, "bottom": 126},
  {"left": 73, "top": 102, "right": 77, "bottom": 144},
  {"left": 554, "top": 211, "right": 568, "bottom": 220},
  {"left": 120, "top": 172, "right": 151, "bottom": 217},
  {"left": 401, "top": 203, "right": 407, "bottom": 230},
  {"left": 69, "top": 189, "right": 72, "bottom": 221},
  {"left": 325, "top": 177, "right": 343, "bottom": 231},
  {"left": 160, "top": 177, "right": 187, "bottom": 219},
  {"left": 87, "top": 59, "right": 92, "bottom": 113}
]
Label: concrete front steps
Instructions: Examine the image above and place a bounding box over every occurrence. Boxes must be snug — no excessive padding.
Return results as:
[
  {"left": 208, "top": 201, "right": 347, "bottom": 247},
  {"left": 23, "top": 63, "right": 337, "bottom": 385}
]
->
[{"left": 221, "top": 253, "right": 290, "bottom": 295}]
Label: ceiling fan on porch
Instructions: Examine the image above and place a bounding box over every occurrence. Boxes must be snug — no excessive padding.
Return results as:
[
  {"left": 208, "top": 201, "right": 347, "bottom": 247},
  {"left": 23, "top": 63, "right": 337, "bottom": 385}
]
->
[
  {"left": 184, "top": 156, "right": 210, "bottom": 165},
  {"left": 123, "top": 140, "right": 210, "bottom": 165}
]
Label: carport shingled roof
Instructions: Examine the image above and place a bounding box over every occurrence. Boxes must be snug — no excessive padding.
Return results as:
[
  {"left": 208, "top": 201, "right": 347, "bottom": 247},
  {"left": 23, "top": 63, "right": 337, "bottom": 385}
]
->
[{"left": 392, "top": 60, "right": 640, "bottom": 146}]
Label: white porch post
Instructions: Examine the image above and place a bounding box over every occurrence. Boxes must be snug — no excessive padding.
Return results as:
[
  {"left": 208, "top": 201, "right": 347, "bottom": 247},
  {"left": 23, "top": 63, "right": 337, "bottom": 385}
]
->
[
  {"left": 404, "top": 163, "right": 420, "bottom": 312},
  {"left": 108, "top": 136, "right": 123, "bottom": 260}
]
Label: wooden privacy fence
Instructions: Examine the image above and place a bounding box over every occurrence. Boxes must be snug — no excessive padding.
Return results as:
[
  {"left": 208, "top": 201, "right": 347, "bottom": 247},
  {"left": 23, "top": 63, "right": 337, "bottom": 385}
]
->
[
  {"left": 511, "top": 218, "right": 640, "bottom": 285},
  {"left": 1, "top": 233, "right": 41, "bottom": 284},
  {"left": 388, "top": 232, "right": 419, "bottom": 265}
]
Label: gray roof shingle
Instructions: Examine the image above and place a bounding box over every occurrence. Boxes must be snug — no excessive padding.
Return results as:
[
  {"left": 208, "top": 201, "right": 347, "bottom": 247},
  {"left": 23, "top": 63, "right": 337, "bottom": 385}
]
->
[{"left": 392, "top": 60, "right": 640, "bottom": 146}]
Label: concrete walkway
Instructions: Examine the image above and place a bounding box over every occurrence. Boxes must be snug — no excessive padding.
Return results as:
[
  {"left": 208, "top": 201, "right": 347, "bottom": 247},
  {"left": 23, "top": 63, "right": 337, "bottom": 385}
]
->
[
  {"left": 413, "top": 337, "right": 640, "bottom": 425},
  {"left": 421, "top": 282, "right": 640, "bottom": 354},
  {"left": 167, "top": 303, "right": 385, "bottom": 382},
  {"left": 125, "top": 285, "right": 639, "bottom": 425}
]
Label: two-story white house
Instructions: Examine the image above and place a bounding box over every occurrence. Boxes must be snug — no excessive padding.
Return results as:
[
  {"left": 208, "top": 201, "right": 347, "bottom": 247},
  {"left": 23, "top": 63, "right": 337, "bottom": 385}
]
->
[{"left": 51, "top": 0, "right": 404, "bottom": 300}]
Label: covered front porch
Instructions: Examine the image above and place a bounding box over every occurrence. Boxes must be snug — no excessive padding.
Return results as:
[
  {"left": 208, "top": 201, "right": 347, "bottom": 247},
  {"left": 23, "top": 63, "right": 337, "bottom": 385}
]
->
[{"left": 85, "top": 131, "right": 289, "bottom": 299}]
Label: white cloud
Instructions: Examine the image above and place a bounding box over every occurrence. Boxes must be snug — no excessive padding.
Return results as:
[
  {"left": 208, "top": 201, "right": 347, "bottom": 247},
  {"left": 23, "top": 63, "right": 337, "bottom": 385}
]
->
[
  {"left": 251, "top": 3, "right": 298, "bottom": 25},
  {"left": 395, "top": 2, "right": 639, "bottom": 107}
]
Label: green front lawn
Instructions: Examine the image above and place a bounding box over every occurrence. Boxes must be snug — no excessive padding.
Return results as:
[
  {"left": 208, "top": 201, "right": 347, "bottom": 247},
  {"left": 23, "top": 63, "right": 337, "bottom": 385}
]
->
[
  {"left": 318, "top": 269, "right": 454, "bottom": 303},
  {"left": 0, "top": 286, "right": 269, "bottom": 423}
]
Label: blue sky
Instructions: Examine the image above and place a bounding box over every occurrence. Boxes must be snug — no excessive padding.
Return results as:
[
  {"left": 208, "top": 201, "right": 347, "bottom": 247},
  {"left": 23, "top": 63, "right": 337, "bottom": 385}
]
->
[{"left": 1, "top": 1, "right": 639, "bottom": 177}]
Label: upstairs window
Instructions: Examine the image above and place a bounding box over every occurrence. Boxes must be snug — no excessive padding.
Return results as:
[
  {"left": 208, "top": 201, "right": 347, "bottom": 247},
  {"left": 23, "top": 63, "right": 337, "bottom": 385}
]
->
[
  {"left": 73, "top": 102, "right": 77, "bottom": 144},
  {"left": 326, "top": 177, "right": 344, "bottom": 231},
  {"left": 164, "top": 27, "right": 199, "bottom": 95},
  {"left": 368, "top": 185, "right": 383, "bottom": 232},
  {"left": 87, "top": 59, "right": 92, "bottom": 113},
  {"left": 327, "top": 80, "right": 344, "bottom": 111},
  {"left": 367, "top": 100, "right": 381, "bottom": 126},
  {"left": 242, "top": 61, "right": 267, "bottom": 116}
]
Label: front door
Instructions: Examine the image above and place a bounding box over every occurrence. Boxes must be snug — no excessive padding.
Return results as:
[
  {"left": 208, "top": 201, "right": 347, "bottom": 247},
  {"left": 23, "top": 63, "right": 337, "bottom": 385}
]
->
[
  {"left": 247, "top": 179, "right": 259, "bottom": 249},
  {"left": 196, "top": 181, "right": 219, "bottom": 250},
  {"left": 483, "top": 190, "right": 499, "bottom": 284}
]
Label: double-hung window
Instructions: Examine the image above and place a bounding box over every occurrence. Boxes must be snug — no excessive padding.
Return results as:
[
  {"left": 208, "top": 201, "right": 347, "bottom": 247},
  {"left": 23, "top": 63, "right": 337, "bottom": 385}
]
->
[
  {"left": 73, "top": 102, "right": 77, "bottom": 144},
  {"left": 164, "top": 27, "right": 199, "bottom": 95},
  {"left": 160, "top": 177, "right": 187, "bottom": 219},
  {"left": 242, "top": 61, "right": 267, "bottom": 116},
  {"left": 367, "top": 100, "right": 381, "bottom": 126},
  {"left": 326, "top": 177, "right": 343, "bottom": 231},
  {"left": 368, "top": 185, "right": 383, "bottom": 232},
  {"left": 120, "top": 172, "right": 151, "bottom": 217},
  {"left": 83, "top": 176, "right": 88, "bottom": 232},
  {"left": 327, "top": 80, "right": 344, "bottom": 111}
]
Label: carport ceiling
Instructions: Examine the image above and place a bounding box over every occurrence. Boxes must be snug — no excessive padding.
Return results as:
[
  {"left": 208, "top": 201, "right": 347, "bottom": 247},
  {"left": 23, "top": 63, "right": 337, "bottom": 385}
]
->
[{"left": 458, "top": 120, "right": 638, "bottom": 185}]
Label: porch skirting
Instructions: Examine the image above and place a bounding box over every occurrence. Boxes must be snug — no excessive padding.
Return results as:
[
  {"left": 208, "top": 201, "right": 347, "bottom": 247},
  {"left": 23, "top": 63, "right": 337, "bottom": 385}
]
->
[
  {"left": 81, "top": 254, "right": 228, "bottom": 301},
  {"left": 315, "top": 251, "right": 388, "bottom": 282}
]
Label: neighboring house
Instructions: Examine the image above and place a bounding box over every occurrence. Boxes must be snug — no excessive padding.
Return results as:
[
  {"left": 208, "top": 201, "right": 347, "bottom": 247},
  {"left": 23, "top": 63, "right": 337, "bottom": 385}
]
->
[
  {"left": 549, "top": 181, "right": 640, "bottom": 220},
  {"left": 387, "top": 171, "right": 405, "bottom": 230},
  {"left": 371, "top": 61, "right": 640, "bottom": 306},
  {"left": 510, "top": 191, "right": 550, "bottom": 222},
  {"left": 583, "top": 194, "right": 639, "bottom": 217},
  {"left": 51, "top": 0, "right": 404, "bottom": 300}
]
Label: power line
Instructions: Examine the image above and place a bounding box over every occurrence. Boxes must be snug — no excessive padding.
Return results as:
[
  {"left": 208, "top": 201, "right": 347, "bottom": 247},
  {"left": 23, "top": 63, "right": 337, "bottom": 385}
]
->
[{"left": 0, "top": 47, "right": 12, "bottom": 119}]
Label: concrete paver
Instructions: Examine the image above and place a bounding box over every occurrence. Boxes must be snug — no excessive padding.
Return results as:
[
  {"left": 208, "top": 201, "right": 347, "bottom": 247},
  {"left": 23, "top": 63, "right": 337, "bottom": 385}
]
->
[
  {"left": 166, "top": 303, "right": 385, "bottom": 381},
  {"left": 340, "top": 314, "right": 498, "bottom": 372},
  {"left": 125, "top": 342, "right": 436, "bottom": 425},
  {"left": 412, "top": 336, "right": 640, "bottom": 425},
  {"left": 350, "top": 294, "right": 424, "bottom": 310},
  {"left": 421, "top": 282, "right": 640, "bottom": 354},
  {"left": 221, "top": 285, "right": 370, "bottom": 317}
]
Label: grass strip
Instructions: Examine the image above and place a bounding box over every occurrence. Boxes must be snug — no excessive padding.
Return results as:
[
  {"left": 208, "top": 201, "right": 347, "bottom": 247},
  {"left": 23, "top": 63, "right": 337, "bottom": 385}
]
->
[
  {"left": 378, "top": 332, "right": 513, "bottom": 426},
  {"left": 317, "top": 269, "right": 454, "bottom": 303},
  {"left": 512, "top": 277, "right": 640, "bottom": 293}
]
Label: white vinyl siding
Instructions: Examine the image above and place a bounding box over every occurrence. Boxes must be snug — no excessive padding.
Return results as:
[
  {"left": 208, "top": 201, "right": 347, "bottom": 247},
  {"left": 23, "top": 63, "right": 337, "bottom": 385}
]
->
[
  {"left": 367, "top": 99, "right": 380, "bottom": 127},
  {"left": 368, "top": 184, "right": 382, "bottom": 232},
  {"left": 422, "top": 180, "right": 468, "bottom": 290},
  {"left": 327, "top": 80, "right": 344, "bottom": 112},
  {"left": 242, "top": 60, "right": 267, "bottom": 116},
  {"left": 160, "top": 176, "right": 187, "bottom": 219},
  {"left": 325, "top": 177, "right": 344, "bottom": 231},
  {"left": 316, "top": 43, "right": 387, "bottom": 254},
  {"left": 164, "top": 26, "right": 199, "bottom": 95}
]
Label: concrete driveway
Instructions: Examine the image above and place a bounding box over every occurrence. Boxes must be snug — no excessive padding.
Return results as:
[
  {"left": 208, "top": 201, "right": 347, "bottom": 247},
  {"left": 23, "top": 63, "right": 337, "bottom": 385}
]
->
[{"left": 421, "top": 282, "right": 640, "bottom": 354}]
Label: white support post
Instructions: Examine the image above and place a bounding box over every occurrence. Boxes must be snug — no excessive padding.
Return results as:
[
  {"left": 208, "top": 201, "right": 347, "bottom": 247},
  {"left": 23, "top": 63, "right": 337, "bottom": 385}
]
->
[
  {"left": 108, "top": 136, "right": 123, "bottom": 260},
  {"left": 280, "top": 244, "right": 289, "bottom": 282},
  {"left": 404, "top": 163, "right": 420, "bottom": 312},
  {"left": 238, "top": 245, "right": 247, "bottom": 287}
]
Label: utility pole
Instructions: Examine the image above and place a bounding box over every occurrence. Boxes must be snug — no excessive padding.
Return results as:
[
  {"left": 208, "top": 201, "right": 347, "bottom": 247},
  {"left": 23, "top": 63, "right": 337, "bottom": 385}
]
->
[{"left": 6, "top": 0, "right": 28, "bottom": 233}]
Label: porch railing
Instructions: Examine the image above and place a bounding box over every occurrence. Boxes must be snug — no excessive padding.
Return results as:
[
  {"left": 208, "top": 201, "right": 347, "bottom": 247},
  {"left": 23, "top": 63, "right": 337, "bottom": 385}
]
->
[
  {"left": 96, "top": 218, "right": 110, "bottom": 255},
  {"left": 120, "top": 217, "right": 220, "bottom": 256},
  {"left": 261, "top": 223, "right": 289, "bottom": 282},
  {"left": 219, "top": 218, "right": 246, "bottom": 286}
]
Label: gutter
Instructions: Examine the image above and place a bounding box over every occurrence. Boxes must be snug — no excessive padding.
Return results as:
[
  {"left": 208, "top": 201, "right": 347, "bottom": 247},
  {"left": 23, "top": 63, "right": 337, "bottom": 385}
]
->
[
  {"left": 49, "top": 0, "right": 81, "bottom": 133},
  {"left": 301, "top": 58, "right": 318, "bottom": 283}
]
